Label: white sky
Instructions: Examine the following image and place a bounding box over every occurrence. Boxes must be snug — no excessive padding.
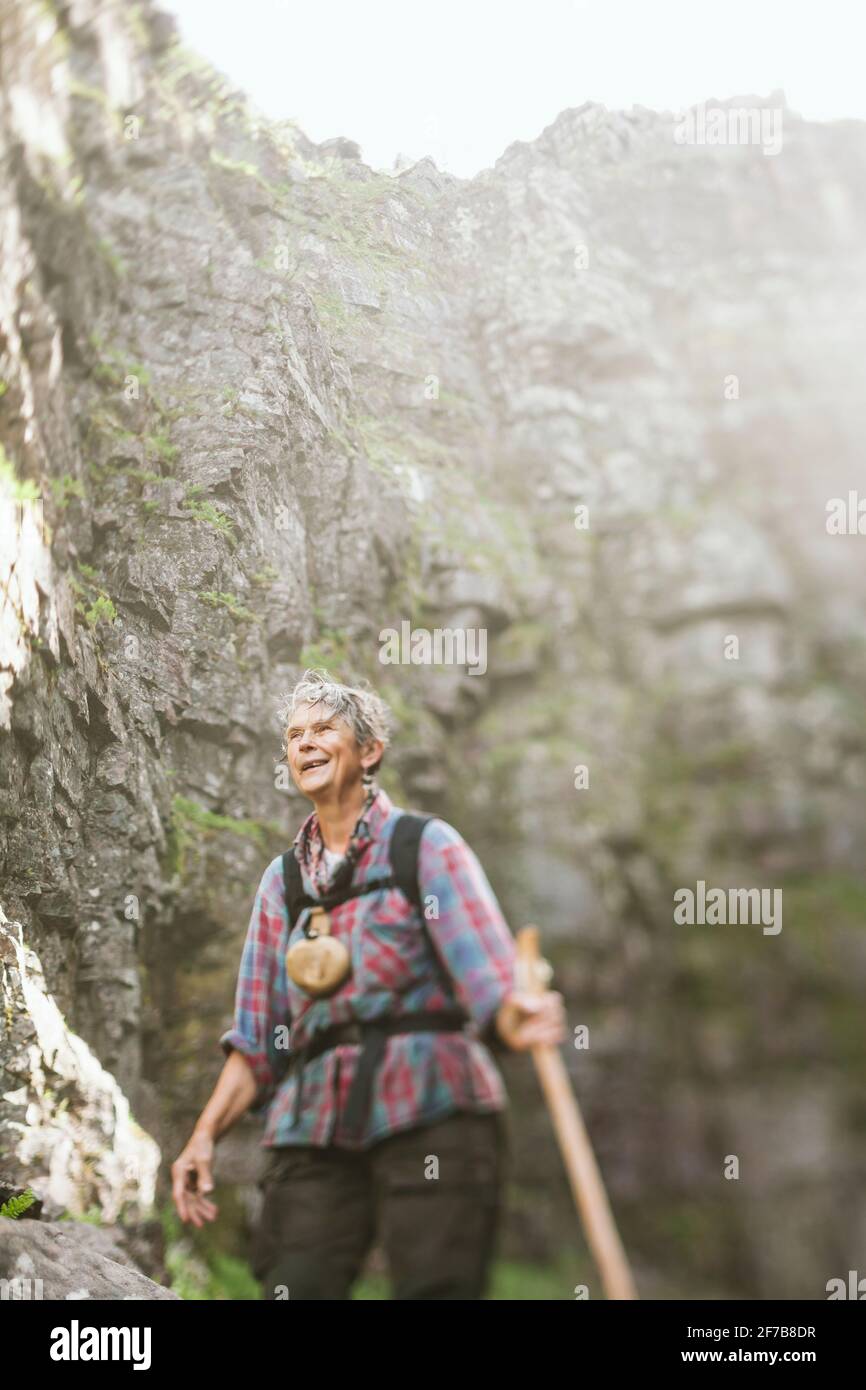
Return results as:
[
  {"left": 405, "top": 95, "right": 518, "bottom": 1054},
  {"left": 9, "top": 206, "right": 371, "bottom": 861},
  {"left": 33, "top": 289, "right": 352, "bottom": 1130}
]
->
[{"left": 162, "top": 0, "right": 864, "bottom": 177}]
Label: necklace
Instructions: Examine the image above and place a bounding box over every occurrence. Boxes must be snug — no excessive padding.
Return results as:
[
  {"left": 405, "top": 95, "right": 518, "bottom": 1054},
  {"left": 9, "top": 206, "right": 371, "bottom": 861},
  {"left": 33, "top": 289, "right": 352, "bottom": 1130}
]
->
[
  {"left": 285, "top": 785, "right": 377, "bottom": 997},
  {"left": 285, "top": 905, "right": 351, "bottom": 997}
]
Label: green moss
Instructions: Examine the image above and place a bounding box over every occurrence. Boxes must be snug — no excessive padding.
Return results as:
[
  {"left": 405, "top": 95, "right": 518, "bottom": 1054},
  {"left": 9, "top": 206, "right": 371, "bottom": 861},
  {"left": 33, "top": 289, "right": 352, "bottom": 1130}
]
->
[
  {"left": 124, "top": 1, "right": 150, "bottom": 48},
  {"left": 96, "top": 238, "right": 127, "bottom": 279},
  {"left": 183, "top": 488, "right": 235, "bottom": 544},
  {"left": 282, "top": 162, "right": 424, "bottom": 284},
  {"left": 83, "top": 593, "right": 117, "bottom": 627},
  {"left": 0, "top": 445, "right": 40, "bottom": 501},
  {"left": 218, "top": 386, "right": 240, "bottom": 416},
  {"left": 299, "top": 628, "right": 352, "bottom": 675},
  {"left": 83, "top": 592, "right": 116, "bottom": 625},
  {"left": 250, "top": 564, "right": 279, "bottom": 588},
  {"left": 92, "top": 343, "right": 152, "bottom": 396},
  {"left": 69, "top": 563, "right": 117, "bottom": 630},
  {"left": 168, "top": 796, "right": 280, "bottom": 879},
  {"left": 335, "top": 412, "right": 541, "bottom": 608},
  {"left": 68, "top": 79, "right": 113, "bottom": 111},
  {"left": 436, "top": 386, "right": 478, "bottom": 423},
  {"left": 84, "top": 407, "right": 136, "bottom": 444},
  {"left": 197, "top": 590, "right": 259, "bottom": 623},
  {"left": 208, "top": 149, "right": 280, "bottom": 199},
  {"left": 491, "top": 621, "right": 548, "bottom": 670},
  {"left": 144, "top": 432, "right": 178, "bottom": 467},
  {"left": 309, "top": 289, "right": 359, "bottom": 336},
  {"left": 49, "top": 474, "right": 86, "bottom": 507}
]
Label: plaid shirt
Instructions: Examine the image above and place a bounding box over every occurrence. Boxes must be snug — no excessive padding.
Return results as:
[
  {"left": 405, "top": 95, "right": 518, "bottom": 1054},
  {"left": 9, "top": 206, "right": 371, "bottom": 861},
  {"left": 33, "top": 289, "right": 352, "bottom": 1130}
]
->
[{"left": 220, "top": 788, "right": 517, "bottom": 1150}]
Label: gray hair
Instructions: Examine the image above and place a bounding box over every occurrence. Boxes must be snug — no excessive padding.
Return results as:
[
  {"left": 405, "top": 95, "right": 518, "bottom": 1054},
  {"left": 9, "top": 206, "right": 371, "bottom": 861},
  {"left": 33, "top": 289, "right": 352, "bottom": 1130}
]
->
[{"left": 278, "top": 668, "right": 393, "bottom": 771}]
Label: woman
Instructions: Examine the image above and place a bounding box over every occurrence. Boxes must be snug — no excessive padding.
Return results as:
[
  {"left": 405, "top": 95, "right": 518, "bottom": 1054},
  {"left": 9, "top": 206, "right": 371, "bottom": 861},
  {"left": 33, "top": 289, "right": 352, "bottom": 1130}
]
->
[{"left": 172, "top": 668, "right": 566, "bottom": 1299}]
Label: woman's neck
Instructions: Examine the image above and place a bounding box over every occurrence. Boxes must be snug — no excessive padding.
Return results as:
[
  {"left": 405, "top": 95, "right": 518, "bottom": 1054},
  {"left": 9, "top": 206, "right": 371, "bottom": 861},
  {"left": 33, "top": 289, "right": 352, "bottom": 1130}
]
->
[{"left": 314, "top": 784, "right": 370, "bottom": 854}]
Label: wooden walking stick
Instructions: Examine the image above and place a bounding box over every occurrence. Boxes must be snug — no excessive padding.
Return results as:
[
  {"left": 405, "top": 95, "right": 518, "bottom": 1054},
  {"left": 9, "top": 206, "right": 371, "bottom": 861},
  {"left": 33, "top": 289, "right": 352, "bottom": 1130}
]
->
[{"left": 515, "top": 924, "right": 639, "bottom": 1300}]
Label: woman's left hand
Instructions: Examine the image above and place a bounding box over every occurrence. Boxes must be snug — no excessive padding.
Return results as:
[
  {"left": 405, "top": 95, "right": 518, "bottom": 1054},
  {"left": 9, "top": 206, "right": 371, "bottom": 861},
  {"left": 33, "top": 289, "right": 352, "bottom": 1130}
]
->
[{"left": 494, "top": 989, "right": 568, "bottom": 1051}]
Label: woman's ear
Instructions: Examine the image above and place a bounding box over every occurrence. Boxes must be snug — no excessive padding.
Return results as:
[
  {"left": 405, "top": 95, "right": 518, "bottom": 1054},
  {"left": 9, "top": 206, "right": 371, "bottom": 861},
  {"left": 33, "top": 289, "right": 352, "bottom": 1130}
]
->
[{"left": 360, "top": 737, "right": 384, "bottom": 774}]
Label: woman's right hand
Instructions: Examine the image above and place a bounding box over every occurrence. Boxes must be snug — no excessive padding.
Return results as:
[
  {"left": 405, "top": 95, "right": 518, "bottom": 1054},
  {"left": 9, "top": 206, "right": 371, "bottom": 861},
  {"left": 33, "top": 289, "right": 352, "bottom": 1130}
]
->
[{"left": 171, "top": 1129, "right": 219, "bottom": 1227}]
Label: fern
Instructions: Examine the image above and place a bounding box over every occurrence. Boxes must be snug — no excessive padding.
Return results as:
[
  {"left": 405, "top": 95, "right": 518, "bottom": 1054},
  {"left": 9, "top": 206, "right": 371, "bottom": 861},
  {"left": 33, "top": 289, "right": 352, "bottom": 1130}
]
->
[{"left": 0, "top": 1189, "right": 36, "bottom": 1219}]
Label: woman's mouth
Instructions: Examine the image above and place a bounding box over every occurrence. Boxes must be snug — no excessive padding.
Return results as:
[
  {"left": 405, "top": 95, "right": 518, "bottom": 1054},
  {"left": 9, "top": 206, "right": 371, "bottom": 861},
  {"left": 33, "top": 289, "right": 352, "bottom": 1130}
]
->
[{"left": 300, "top": 757, "right": 330, "bottom": 773}]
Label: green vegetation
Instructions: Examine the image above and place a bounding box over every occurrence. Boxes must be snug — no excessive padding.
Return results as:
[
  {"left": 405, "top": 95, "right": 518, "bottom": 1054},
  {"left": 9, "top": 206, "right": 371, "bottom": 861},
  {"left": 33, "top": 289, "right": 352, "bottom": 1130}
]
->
[
  {"left": 73, "top": 590, "right": 115, "bottom": 626},
  {"left": 437, "top": 385, "right": 479, "bottom": 424},
  {"left": 123, "top": 1, "right": 150, "bottom": 48},
  {"left": 0, "top": 444, "right": 40, "bottom": 501},
  {"left": 58, "top": 1205, "right": 103, "bottom": 1225},
  {"left": 68, "top": 564, "right": 117, "bottom": 629},
  {"left": 49, "top": 473, "right": 86, "bottom": 507},
  {"left": 83, "top": 593, "right": 117, "bottom": 627},
  {"left": 84, "top": 341, "right": 183, "bottom": 504},
  {"left": 250, "top": 563, "right": 279, "bottom": 587},
  {"left": 309, "top": 289, "right": 357, "bottom": 336},
  {"left": 331, "top": 409, "right": 539, "bottom": 610},
  {"left": 299, "top": 628, "right": 352, "bottom": 676},
  {"left": 160, "top": 1203, "right": 261, "bottom": 1301},
  {"left": 183, "top": 487, "right": 235, "bottom": 545},
  {"left": 144, "top": 431, "right": 178, "bottom": 467},
  {"left": 96, "top": 237, "right": 127, "bottom": 280},
  {"left": 277, "top": 159, "right": 425, "bottom": 286},
  {"left": 197, "top": 590, "right": 258, "bottom": 623},
  {"left": 167, "top": 794, "right": 281, "bottom": 879},
  {"left": 0, "top": 1189, "right": 36, "bottom": 1220},
  {"left": 209, "top": 149, "right": 281, "bottom": 199}
]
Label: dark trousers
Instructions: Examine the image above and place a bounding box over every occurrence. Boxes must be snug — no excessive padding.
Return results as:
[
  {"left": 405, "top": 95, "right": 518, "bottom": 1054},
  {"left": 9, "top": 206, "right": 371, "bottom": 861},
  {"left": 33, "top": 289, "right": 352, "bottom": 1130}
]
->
[{"left": 251, "top": 1110, "right": 509, "bottom": 1300}]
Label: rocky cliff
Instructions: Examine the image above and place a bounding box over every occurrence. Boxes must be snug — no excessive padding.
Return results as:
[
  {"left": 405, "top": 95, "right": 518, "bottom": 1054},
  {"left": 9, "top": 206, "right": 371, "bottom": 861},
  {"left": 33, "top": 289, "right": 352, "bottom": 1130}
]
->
[{"left": 2, "top": 0, "right": 865, "bottom": 1298}]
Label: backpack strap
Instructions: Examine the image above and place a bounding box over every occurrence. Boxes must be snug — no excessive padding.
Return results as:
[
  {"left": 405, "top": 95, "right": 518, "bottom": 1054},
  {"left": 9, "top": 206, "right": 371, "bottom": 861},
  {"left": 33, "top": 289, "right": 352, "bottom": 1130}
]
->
[
  {"left": 388, "top": 811, "right": 436, "bottom": 910},
  {"left": 281, "top": 850, "right": 308, "bottom": 930},
  {"left": 281, "top": 811, "right": 437, "bottom": 929}
]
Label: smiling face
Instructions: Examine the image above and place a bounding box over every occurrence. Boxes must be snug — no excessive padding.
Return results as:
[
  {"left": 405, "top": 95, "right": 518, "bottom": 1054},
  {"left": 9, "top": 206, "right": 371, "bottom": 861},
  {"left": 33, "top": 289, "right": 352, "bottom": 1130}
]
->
[{"left": 285, "top": 699, "right": 382, "bottom": 804}]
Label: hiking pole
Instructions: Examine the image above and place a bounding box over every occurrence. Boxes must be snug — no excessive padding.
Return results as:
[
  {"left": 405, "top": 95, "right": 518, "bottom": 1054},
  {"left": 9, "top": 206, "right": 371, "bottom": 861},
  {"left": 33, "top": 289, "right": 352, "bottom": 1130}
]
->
[{"left": 515, "top": 924, "right": 639, "bottom": 1300}]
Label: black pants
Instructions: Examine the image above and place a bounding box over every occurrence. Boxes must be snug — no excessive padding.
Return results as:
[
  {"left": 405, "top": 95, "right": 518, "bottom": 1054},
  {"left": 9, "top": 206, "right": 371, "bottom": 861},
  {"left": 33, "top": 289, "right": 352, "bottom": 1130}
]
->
[{"left": 251, "top": 1110, "right": 509, "bottom": 1300}]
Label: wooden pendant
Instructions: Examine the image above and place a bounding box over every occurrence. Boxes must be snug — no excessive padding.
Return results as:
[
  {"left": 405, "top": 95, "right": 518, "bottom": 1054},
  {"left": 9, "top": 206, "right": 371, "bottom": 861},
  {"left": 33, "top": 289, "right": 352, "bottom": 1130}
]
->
[{"left": 285, "top": 906, "right": 351, "bottom": 997}]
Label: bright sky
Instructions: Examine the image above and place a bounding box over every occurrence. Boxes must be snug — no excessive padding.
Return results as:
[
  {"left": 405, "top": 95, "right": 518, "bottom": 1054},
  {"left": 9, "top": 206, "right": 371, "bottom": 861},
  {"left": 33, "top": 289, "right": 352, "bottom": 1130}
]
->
[{"left": 162, "top": 0, "right": 863, "bottom": 177}]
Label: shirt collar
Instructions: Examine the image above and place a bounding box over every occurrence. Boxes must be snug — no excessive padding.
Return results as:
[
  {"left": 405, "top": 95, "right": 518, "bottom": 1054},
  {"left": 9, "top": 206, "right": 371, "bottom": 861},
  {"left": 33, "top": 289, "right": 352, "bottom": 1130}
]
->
[{"left": 293, "top": 785, "right": 394, "bottom": 856}]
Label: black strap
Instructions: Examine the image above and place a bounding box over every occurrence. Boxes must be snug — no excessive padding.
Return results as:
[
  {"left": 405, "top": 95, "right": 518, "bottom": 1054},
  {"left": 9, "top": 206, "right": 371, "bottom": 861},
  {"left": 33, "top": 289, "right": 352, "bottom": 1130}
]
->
[
  {"left": 388, "top": 811, "right": 435, "bottom": 909},
  {"left": 279, "top": 810, "right": 463, "bottom": 1130},
  {"left": 281, "top": 811, "right": 436, "bottom": 929},
  {"left": 281, "top": 848, "right": 307, "bottom": 929},
  {"left": 288, "top": 1007, "right": 467, "bottom": 1132}
]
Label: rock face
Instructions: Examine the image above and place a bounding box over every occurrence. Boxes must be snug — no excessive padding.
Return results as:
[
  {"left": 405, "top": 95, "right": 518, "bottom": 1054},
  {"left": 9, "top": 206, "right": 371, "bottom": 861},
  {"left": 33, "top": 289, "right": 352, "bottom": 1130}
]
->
[
  {"left": 0, "top": 1219, "right": 179, "bottom": 1299},
  {"left": 0, "top": 908, "right": 159, "bottom": 1223},
  {"left": 1, "top": 0, "right": 865, "bottom": 1298}
]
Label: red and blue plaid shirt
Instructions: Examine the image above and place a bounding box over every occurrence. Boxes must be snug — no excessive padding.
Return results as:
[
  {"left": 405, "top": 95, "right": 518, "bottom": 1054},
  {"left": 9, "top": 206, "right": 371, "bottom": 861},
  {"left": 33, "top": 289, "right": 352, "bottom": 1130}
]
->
[{"left": 220, "top": 787, "right": 518, "bottom": 1149}]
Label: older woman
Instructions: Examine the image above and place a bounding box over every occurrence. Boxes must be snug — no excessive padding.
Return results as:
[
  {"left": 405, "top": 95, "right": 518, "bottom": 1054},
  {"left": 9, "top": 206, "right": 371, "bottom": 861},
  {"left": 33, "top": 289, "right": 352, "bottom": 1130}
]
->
[{"left": 172, "top": 669, "right": 566, "bottom": 1299}]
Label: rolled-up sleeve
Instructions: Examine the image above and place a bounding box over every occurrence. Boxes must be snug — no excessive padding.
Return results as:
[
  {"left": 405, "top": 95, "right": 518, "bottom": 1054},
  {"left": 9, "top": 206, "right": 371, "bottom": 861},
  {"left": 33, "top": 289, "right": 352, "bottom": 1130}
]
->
[
  {"left": 220, "top": 860, "right": 284, "bottom": 1112},
  {"left": 417, "top": 819, "right": 516, "bottom": 1050}
]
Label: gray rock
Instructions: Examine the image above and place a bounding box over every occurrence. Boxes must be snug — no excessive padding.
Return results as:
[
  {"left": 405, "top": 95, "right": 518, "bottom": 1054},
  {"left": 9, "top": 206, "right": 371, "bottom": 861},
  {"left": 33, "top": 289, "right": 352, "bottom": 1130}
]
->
[
  {"left": 0, "top": 1220, "right": 179, "bottom": 1300},
  {"left": 1, "top": 0, "right": 865, "bottom": 1302}
]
